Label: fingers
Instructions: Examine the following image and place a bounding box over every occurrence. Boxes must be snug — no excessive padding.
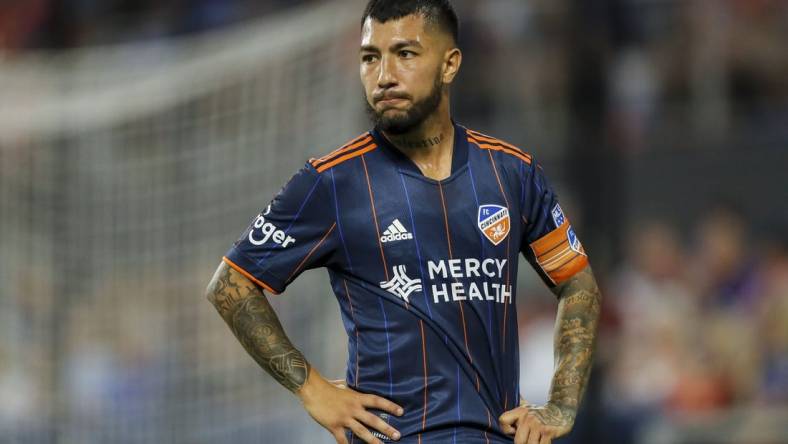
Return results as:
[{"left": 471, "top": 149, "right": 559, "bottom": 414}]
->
[
  {"left": 332, "top": 430, "right": 349, "bottom": 444},
  {"left": 347, "top": 419, "right": 382, "bottom": 444},
  {"left": 362, "top": 394, "right": 405, "bottom": 417},
  {"left": 358, "top": 411, "right": 401, "bottom": 441},
  {"left": 500, "top": 420, "right": 517, "bottom": 436},
  {"left": 514, "top": 423, "right": 530, "bottom": 444},
  {"left": 514, "top": 415, "right": 555, "bottom": 444},
  {"left": 499, "top": 406, "right": 525, "bottom": 427},
  {"left": 499, "top": 406, "right": 527, "bottom": 435},
  {"left": 527, "top": 427, "right": 542, "bottom": 444}
]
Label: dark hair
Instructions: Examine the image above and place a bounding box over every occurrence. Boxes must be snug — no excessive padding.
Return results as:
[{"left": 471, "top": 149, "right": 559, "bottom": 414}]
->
[{"left": 362, "top": 0, "right": 460, "bottom": 44}]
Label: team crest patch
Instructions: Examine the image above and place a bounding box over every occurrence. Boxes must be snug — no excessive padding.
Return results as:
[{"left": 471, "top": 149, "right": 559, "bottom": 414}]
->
[
  {"left": 478, "top": 205, "right": 510, "bottom": 246},
  {"left": 567, "top": 226, "right": 585, "bottom": 255},
  {"left": 551, "top": 204, "right": 565, "bottom": 227}
]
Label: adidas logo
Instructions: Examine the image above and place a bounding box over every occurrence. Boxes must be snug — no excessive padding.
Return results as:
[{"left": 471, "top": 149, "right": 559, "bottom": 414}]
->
[{"left": 380, "top": 219, "right": 413, "bottom": 243}]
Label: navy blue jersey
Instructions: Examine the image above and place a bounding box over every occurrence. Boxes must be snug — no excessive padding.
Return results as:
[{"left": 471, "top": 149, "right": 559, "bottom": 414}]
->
[{"left": 224, "top": 123, "right": 588, "bottom": 443}]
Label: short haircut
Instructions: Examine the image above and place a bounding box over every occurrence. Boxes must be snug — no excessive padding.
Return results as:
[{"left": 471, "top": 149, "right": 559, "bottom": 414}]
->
[{"left": 362, "top": 0, "right": 460, "bottom": 45}]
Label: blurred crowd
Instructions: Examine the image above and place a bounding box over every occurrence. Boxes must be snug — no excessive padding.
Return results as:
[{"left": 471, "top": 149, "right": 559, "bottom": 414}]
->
[
  {"left": 519, "top": 203, "right": 788, "bottom": 442},
  {"left": 0, "top": 0, "right": 313, "bottom": 49}
]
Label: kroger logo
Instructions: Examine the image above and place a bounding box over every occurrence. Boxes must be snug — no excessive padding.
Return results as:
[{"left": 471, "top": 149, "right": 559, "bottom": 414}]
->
[{"left": 248, "top": 205, "right": 296, "bottom": 248}]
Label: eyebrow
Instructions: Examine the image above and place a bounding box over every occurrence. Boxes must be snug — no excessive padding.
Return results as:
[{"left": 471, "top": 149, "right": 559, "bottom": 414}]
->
[{"left": 360, "top": 39, "right": 424, "bottom": 53}]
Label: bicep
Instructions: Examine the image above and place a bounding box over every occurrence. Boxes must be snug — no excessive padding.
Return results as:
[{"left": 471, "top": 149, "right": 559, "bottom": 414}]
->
[{"left": 206, "top": 260, "right": 267, "bottom": 321}]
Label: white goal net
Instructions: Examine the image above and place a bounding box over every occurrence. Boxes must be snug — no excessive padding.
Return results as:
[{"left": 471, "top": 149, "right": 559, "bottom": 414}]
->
[{"left": 0, "top": 1, "right": 365, "bottom": 443}]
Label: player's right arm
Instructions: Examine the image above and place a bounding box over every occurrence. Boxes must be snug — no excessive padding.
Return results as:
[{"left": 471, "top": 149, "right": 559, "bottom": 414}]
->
[{"left": 205, "top": 262, "right": 403, "bottom": 444}]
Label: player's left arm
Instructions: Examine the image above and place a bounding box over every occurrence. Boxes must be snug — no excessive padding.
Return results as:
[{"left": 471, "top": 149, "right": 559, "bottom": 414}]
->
[{"left": 499, "top": 264, "right": 601, "bottom": 444}]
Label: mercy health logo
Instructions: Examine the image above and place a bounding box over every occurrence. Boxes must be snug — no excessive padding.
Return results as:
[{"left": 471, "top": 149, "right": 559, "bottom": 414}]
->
[
  {"left": 428, "top": 258, "right": 513, "bottom": 305},
  {"left": 380, "top": 219, "right": 413, "bottom": 243},
  {"left": 379, "top": 259, "right": 513, "bottom": 306},
  {"left": 248, "top": 205, "right": 296, "bottom": 248},
  {"left": 380, "top": 265, "right": 422, "bottom": 303},
  {"left": 478, "top": 205, "right": 510, "bottom": 246}
]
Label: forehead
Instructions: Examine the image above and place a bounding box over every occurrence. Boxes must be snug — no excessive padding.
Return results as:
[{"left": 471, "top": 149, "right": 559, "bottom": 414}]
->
[{"left": 361, "top": 14, "right": 439, "bottom": 48}]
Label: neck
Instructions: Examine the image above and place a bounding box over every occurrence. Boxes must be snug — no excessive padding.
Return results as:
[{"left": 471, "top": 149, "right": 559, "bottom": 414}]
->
[
  {"left": 382, "top": 98, "right": 454, "bottom": 156},
  {"left": 381, "top": 98, "right": 457, "bottom": 181}
]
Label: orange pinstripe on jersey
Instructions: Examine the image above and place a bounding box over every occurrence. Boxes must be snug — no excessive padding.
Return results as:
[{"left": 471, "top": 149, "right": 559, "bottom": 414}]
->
[
  {"left": 419, "top": 319, "right": 428, "bottom": 433},
  {"left": 286, "top": 222, "right": 336, "bottom": 282},
  {"left": 362, "top": 155, "right": 389, "bottom": 282},
  {"left": 343, "top": 279, "right": 360, "bottom": 388},
  {"left": 530, "top": 220, "right": 588, "bottom": 285},
  {"left": 438, "top": 181, "right": 473, "bottom": 365},
  {"left": 485, "top": 149, "right": 512, "bottom": 353}
]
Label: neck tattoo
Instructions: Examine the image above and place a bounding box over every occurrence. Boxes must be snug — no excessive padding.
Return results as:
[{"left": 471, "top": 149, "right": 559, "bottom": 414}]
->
[{"left": 399, "top": 133, "right": 445, "bottom": 150}]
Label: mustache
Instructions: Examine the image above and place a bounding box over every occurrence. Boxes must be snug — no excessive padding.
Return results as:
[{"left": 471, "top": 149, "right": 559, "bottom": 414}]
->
[{"left": 373, "top": 90, "right": 412, "bottom": 103}]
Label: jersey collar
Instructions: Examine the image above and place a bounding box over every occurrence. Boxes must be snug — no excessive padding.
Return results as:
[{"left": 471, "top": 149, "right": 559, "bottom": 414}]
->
[{"left": 371, "top": 121, "right": 469, "bottom": 179}]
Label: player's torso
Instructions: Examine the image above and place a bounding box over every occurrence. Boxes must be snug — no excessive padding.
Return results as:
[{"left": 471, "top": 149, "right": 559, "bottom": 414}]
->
[
  {"left": 324, "top": 126, "right": 526, "bottom": 440},
  {"left": 328, "top": 126, "right": 524, "bottom": 324}
]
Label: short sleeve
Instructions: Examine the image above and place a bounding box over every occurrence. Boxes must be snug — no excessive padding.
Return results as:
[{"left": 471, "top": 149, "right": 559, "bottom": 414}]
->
[
  {"left": 223, "top": 163, "right": 337, "bottom": 294},
  {"left": 519, "top": 162, "right": 588, "bottom": 287}
]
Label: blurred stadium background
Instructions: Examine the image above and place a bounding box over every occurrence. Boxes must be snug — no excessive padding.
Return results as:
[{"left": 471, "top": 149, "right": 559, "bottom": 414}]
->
[{"left": 1, "top": 0, "right": 787, "bottom": 443}]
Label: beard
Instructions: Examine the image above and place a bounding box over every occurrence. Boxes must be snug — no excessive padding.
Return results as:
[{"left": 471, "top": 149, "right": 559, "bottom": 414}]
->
[{"left": 364, "top": 71, "right": 444, "bottom": 135}]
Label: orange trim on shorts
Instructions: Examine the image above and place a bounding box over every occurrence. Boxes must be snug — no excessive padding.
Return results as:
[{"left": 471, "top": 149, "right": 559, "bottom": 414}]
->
[{"left": 222, "top": 256, "right": 281, "bottom": 295}]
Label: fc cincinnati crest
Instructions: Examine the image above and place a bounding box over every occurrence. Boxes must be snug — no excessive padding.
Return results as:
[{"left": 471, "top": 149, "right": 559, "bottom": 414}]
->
[{"left": 478, "top": 205, "right": 510, "bottom": 246}]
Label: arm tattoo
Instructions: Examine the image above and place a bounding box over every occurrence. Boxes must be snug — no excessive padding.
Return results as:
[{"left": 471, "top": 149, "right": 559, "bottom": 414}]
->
[
  {"left": 537, "top": 266, "right": 601, "bottom": 427},
  {"left": 206, "top": 263, "right": 311, "bottom": 393}
]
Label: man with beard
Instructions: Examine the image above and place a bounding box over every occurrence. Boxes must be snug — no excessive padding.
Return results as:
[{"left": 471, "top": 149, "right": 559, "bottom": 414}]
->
[{"left": 205, "top": 1, "right": 602, "bottom": 443}]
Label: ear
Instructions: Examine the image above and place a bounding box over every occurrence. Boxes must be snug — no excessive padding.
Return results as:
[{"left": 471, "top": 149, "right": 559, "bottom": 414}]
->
[{"left": 442, "top": 48, "right": 462, "bottom": 84}]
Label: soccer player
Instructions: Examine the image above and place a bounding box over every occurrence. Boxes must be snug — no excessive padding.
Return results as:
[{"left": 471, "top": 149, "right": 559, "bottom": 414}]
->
[{"left": 205, "top": 1, "right": 602, "bottom": 443}]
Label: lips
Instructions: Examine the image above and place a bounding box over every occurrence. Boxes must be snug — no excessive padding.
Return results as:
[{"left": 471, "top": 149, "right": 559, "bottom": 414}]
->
[{"left": 374, "top": 91, "right": 410, "bottom": 104}]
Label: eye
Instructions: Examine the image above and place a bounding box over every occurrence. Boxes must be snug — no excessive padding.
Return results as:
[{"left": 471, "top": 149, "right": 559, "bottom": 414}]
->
[
  {"left": 399, "top": 50, "right": 416, "bottom": 58},
  {"left": 361, "top": 54, "right": 378, "bottom": 64}
]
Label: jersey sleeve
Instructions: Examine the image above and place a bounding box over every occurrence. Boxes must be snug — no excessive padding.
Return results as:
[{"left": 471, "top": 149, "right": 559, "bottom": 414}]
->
[
  {"left": 223, "top": 163, "right": 337, "bottom": 294},
  {"left": 519, "top": 162, "right": 588, "bottom": 287}
]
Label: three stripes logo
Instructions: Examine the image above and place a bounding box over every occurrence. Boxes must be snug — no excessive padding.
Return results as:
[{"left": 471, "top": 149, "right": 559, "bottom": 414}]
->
[
  {"left": 380, "top": 219, "right": 413, "bottom": 243},
  {"left": 380, "top": 265, "right": 423, "bottom": 303}
]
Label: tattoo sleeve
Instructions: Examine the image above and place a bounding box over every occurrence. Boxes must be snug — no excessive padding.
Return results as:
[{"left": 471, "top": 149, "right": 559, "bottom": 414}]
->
[
  {"left": 206, "top": 262, "right": 311, "bottom": 393},
  {"left": 543, "top": 265, "right": 602, "bottom": 424}
]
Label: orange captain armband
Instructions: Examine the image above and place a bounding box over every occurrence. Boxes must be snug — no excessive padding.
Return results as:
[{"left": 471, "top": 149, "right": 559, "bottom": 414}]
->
[{"left": 529, "top": 220, "right": 588, "bottom": 286}]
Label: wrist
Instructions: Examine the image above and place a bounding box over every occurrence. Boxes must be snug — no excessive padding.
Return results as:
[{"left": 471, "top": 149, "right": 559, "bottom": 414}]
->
[
  {"left": 552, "top": 402, "right": 577, "bottom": 420},
  {"left": 295, "top": 366, "right": 325, "bottom": 404}
]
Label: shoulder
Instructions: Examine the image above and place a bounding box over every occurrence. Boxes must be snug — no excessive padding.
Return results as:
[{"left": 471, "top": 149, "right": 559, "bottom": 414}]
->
[
  {"left": 308, "top": 132, "right": 378, "bottom": 174},
  {"left": 464, "top": 127, "right": 533, "bottom": 166}
]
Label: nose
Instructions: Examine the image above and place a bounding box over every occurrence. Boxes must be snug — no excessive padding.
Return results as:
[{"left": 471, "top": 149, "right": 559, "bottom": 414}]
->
[{"left": 377, "top": 55, "right": 397, "bottom": 89}]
